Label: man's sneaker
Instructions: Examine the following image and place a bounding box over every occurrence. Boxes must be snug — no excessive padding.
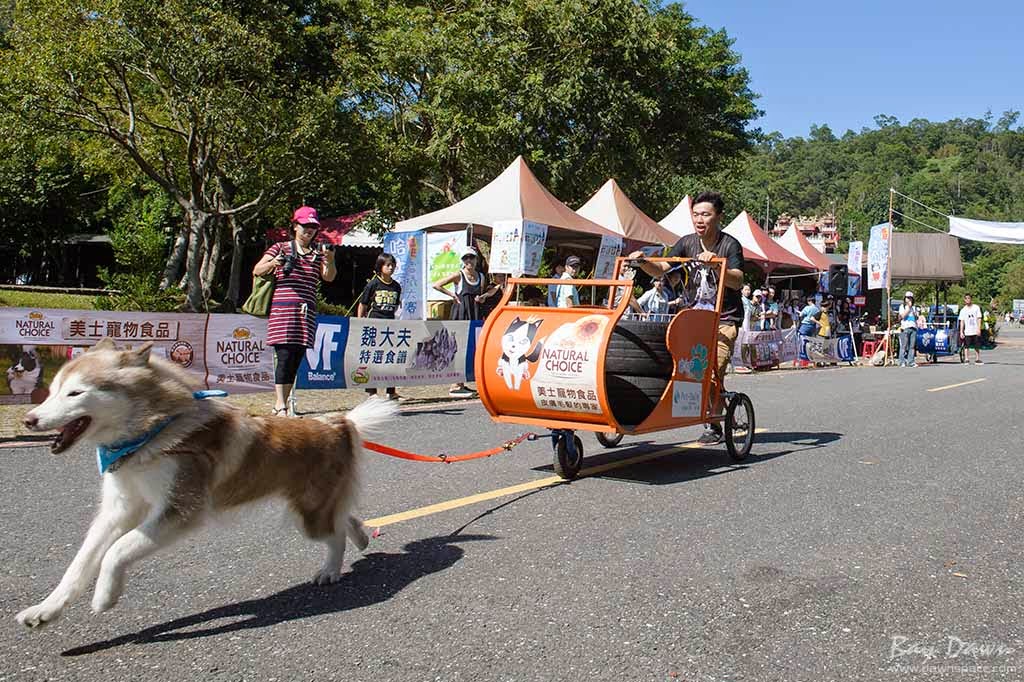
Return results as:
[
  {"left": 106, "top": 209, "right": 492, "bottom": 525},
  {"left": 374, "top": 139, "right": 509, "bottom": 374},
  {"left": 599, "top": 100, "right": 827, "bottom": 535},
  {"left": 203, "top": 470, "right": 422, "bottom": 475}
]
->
[
  {"left": 975, "top": 360, "right": 984, "bottom": 365},
  {"left": 698, "top": 424, "right": 723, "bottom": 445},
  {"left": 449, "top": 386, "right": 476, "bottom": 398}
]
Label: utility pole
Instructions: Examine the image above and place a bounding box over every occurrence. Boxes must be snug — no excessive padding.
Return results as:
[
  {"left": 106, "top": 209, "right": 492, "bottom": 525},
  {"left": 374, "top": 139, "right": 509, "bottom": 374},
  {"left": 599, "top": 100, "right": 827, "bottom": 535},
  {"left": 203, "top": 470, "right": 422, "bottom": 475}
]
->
[{"left": 765, "top": 195, "right": 771, "bottom": 232}]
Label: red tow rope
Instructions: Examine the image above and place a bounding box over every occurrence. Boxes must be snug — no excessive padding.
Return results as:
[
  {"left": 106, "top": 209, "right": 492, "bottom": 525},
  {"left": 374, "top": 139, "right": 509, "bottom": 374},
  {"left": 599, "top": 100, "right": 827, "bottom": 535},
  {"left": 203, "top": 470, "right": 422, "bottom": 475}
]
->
[{"left": 363, "top": 432, "right": 537, "bottom": 463}]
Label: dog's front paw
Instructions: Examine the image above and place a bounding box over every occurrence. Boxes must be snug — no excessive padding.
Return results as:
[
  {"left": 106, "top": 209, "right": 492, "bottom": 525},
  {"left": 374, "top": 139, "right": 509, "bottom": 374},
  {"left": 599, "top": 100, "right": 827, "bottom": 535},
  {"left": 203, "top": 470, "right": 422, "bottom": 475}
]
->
[
  {"left": 312, "top": 567, "right": 344, "bottom": 586},
  {"left": 16, "top": 601, "right": 63, "bottom": 629}
]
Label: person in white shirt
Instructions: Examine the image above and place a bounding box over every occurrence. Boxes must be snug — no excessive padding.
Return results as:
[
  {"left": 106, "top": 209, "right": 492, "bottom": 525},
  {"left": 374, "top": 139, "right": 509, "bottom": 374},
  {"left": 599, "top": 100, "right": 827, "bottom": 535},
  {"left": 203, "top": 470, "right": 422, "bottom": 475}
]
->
[
  {"left": 897, "top": 291, "right": 920, "bottom": 367},
  {"left": 556, "top": 256, "right": 581, "bottom": 308},
  {"left": 958, "top": 293, "right": 984, "bottom": 364}
]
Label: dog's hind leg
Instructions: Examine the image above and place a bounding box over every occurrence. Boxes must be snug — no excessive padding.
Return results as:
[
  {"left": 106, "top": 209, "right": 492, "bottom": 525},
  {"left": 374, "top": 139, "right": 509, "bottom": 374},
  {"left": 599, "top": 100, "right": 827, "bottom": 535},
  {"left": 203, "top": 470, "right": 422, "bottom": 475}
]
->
[
  {"left": 17, "top": 477, "right": 146, "bottom": 629},
  {"left": 91, "top": 505, "right": 196, "bottom": 613},
  {"left": 346, "top": 515, "right": 370, "bottom": 552},
  {"left": 310, "top": 506, "right": 363, "bottom": 586}
]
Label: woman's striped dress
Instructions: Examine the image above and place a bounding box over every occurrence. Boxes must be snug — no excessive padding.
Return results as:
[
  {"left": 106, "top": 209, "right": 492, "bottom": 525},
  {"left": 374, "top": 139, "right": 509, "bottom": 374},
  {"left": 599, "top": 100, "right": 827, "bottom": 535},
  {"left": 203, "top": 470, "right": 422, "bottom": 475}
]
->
[{"left": 265, "top": 241, "right": 323, "bottom": 348}]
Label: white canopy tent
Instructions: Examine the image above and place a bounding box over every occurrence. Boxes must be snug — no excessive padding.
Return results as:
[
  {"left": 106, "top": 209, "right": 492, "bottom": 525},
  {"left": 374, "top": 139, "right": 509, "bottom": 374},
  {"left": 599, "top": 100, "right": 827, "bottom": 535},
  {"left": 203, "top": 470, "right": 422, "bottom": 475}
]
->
[
  {"left": 576, "top": 179, "right": 680, "bottom": 246},
  {"left": 392, "top": 156, "right": 618, "bottom": 243},
  {"left": 659, "top": 195, "right": 695, "bottom": 237}
]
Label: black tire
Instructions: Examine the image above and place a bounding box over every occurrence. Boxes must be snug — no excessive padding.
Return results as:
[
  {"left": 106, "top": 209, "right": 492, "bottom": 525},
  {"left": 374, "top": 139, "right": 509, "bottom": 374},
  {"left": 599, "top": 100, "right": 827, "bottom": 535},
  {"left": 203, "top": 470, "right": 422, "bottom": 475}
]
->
[
  {"left": 604, "top": 320, "right": 673, "bottom": 377},
  {"left": 604, "top": 374, "right": 668, "bottom": 427},
  {"left": 554, "top": 434, "right": 584, "bottom": 479},
  {"left": 725, "top": 392, "right": 755, "bottom": 461},
  {"left": 596, "top": 432, "right": 624, "bottom": 448}
]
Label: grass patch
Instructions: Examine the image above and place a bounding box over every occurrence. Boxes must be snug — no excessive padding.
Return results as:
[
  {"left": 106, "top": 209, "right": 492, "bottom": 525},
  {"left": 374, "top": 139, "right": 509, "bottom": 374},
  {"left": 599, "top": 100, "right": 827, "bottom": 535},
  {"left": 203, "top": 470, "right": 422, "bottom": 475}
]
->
[{"left": 0, "top": 290, "right": 98, "bottom": 310}]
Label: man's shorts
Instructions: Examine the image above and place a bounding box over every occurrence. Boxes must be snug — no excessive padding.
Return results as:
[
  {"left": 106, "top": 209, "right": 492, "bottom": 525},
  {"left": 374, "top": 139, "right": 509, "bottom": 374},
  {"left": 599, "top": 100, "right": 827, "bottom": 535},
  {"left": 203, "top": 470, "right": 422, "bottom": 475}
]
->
[
  {"left": 963, "top": 334, "right": 980, "bottom": 350},
  {"left": 718, "top": 323, "right": 739, "bottom": 378}
]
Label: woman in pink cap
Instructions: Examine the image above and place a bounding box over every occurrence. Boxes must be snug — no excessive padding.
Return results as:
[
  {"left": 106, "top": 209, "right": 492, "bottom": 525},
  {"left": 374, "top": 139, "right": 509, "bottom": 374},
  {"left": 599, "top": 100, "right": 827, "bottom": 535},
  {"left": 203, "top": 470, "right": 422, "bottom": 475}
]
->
[{"left": 252, "top": 206, "right": 336, "bottom": 415}]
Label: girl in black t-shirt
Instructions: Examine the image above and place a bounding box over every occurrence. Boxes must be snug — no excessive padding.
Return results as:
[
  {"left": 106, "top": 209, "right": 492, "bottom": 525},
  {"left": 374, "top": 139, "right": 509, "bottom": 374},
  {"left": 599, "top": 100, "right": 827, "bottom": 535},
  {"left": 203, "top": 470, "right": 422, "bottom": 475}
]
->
[{"left": 357, "top": 253, "right": 402, "bottom": 399}]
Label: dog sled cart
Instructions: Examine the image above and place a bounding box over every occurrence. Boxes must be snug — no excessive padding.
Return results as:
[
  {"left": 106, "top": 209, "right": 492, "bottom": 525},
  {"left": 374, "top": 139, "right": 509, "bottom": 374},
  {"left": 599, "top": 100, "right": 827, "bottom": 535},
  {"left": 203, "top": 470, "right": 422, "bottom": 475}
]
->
[{"left": 476, "top": 257, "right": 756, "bottom": 480}]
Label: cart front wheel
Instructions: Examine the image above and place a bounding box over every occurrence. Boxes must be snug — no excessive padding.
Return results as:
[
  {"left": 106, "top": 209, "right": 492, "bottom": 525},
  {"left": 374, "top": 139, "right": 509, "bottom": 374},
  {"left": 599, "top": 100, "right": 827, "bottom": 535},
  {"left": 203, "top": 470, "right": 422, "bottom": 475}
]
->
[
  {"left": 554, "top": 434, "right": 584, "bottom": 480},
  {"left": 725, "top": 393, "right": 755, "bottom": 461},
  {"left": 596, "top": 432, "right": 624, "bottom": 448}
]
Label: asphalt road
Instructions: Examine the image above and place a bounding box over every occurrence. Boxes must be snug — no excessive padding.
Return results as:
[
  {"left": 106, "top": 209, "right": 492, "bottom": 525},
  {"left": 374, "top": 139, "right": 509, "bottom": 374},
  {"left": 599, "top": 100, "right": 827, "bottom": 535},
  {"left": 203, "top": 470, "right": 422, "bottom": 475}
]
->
[{"left": 3, "top": 329, "right": 1024, "bottom": 681}]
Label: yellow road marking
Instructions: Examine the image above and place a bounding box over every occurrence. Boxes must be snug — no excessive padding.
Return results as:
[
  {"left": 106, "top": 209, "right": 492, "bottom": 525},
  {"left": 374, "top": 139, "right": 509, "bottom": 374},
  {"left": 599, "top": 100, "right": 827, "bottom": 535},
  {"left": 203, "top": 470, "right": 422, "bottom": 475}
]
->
[
  {"left": 365, "top": 428, "right": 768, "bottom": 528},
  {"left": 927, "top": 378, "right": 987, "bottom": 393}
]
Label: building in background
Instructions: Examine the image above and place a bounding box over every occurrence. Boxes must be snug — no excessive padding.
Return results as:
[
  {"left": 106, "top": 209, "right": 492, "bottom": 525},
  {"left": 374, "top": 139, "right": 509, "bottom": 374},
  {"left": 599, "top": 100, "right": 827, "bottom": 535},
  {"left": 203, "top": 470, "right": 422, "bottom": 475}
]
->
[{"left": 771, "top": 213, "right": 839, "bottom": 253}]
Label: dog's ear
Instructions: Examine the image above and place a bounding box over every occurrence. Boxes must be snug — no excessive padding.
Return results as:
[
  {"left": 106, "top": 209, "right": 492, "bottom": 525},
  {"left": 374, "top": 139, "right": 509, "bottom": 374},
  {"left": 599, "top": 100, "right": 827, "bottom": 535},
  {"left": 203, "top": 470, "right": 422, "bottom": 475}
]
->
[
  {"left": 89, "top": 338, "right": 117, "bottom": 353},
  {"left": 125, "top": 342, "right": 154, "bottom": 366}
]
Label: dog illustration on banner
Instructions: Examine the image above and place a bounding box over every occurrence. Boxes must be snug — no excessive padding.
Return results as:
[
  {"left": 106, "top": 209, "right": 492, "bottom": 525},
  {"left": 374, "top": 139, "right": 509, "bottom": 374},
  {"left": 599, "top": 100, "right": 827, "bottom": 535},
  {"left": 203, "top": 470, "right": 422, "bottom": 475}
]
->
[
  {"left": 6, "top": 346, "right": 43, "bottom": 395},
  {"left": 496, "top": 316, "right": 544, "bottom": 390}
]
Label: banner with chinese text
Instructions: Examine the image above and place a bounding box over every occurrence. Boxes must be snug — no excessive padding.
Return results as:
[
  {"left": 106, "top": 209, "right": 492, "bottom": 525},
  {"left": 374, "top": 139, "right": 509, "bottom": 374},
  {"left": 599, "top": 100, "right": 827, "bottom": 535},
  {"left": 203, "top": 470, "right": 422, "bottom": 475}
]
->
[
  {"left": 297, "top": 317, "right": 481, "bottom": 389},
  {"left": 383, "top": 230, "right": 427, "bottom": 319}
]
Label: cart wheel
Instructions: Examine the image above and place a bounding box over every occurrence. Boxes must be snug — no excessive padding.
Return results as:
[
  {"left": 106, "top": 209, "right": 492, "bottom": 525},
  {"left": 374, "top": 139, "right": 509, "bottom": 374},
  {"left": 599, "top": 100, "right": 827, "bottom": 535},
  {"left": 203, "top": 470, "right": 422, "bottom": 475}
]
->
[
  {"left": 554, "top": 434, "right": 584, "bottom": 480},
  {"left": 596, "top": 432, "right": 624, "bottom": 448},
  {"left": 725, "top": 393, "right": 755, "bottom": 462}
]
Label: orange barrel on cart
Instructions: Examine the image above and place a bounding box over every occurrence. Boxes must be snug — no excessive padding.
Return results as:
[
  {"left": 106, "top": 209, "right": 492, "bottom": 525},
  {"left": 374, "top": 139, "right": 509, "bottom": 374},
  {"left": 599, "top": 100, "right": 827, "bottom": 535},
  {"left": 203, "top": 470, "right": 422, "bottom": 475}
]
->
[{"left": 475, "top": 264, "right": 725, "bottom": 436}]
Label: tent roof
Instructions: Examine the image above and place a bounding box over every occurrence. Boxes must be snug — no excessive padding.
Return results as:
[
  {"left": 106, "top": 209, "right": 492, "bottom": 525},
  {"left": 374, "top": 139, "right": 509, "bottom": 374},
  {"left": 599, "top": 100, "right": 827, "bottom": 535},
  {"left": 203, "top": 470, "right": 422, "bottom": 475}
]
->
[
  {"left": 724, "top": 211, "right": 814, "bottom": 271},
  {"left": 775, "top": 225, "right": 833, "bottom": 271},
  {"left": 267, "top": 211, "right": 382, "bottom": 248},
  {"left": 392, "top": 156, "right": 616, "bottom": 239},
  {"left": 659, "top": 195, "right": 695, "bottom": 237},
  {"left": 576, "top": 179, "right": 680, "bottom": 246},
  {"left": 891, "top": 232, "right": 964, "bottom": 282}
]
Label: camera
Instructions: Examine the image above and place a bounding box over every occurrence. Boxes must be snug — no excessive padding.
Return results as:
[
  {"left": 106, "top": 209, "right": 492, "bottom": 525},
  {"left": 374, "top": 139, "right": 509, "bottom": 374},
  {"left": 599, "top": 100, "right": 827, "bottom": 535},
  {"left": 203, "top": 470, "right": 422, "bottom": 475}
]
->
[{"left": 281, "top": 253, "right": 298, "bottom": 277}]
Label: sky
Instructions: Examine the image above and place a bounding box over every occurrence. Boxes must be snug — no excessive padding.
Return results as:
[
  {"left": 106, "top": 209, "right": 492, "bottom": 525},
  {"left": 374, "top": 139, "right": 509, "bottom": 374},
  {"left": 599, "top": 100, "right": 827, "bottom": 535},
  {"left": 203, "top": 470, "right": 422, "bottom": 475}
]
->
[{"left": 679, "top": 0, "right": 1024, "bottom": 138}]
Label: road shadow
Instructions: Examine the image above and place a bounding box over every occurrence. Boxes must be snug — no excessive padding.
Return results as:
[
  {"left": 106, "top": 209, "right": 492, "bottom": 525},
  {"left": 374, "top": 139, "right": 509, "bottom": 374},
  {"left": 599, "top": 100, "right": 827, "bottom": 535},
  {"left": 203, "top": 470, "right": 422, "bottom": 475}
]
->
[
  {"left": 551, "top": 431, "right": 842, "bottom": 487},
  {"left": 62, "top": 533, "right": 494, "bottom": 657}
]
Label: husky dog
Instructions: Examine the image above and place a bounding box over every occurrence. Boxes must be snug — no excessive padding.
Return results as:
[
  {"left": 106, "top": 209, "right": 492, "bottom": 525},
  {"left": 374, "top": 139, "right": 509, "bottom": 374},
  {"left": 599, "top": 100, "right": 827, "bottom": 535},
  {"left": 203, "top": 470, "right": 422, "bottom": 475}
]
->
[
  {"left": 16, "top": 338, "right": 396, "bottom": 629},
  {"left": 496, "top": 317, "right": 543, "bottom": 390}
]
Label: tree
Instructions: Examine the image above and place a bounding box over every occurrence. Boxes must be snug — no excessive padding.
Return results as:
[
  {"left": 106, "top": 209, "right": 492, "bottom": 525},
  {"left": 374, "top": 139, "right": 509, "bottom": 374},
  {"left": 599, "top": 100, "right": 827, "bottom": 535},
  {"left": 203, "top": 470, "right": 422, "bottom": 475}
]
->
[
  {"left": 1, "top": 0, "right": 368, "bottom": 310},
  {"left": 355, "top": 0, "right": 758, "bottom": 217}
]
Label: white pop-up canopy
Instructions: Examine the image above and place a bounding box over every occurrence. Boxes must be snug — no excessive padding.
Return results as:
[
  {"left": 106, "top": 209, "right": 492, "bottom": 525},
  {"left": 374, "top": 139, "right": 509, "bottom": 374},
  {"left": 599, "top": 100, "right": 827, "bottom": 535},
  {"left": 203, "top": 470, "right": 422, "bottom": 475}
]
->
[
  {"left": 775, "top": 224, "right": 832, "bottom": 271},
  {"left": 576, "top": 179, "right": 680, "bottom": 246},
  {"left": 392, "top": 156, "right": 617, "bottom": 240},
  {"left": 659, "top": 195, "right": 695, "bottom": 237}
]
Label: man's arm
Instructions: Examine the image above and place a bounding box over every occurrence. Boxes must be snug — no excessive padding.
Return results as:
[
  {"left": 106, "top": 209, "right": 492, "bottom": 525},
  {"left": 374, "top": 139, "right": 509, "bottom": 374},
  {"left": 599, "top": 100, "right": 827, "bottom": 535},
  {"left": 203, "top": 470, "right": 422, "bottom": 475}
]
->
[{"left": 626, "top": 250, "right": 671, "bottom": 279}]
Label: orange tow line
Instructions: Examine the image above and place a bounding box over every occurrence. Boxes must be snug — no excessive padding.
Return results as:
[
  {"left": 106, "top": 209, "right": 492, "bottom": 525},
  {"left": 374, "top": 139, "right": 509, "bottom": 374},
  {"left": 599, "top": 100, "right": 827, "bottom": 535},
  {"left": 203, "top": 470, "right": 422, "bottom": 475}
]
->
[{"left": 362, "top": 432, "right": 537, "bottom": 463}]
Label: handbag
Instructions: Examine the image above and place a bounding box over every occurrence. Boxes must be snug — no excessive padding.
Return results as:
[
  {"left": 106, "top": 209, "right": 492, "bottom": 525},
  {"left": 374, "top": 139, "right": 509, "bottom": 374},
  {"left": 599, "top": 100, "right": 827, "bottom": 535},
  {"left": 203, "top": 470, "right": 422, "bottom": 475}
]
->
[
  {"left": 241, "top": 240, "right": 294, "bottom": 317},
  {"left": 241, "top": 273, "right": 275, "bottom": 317}
]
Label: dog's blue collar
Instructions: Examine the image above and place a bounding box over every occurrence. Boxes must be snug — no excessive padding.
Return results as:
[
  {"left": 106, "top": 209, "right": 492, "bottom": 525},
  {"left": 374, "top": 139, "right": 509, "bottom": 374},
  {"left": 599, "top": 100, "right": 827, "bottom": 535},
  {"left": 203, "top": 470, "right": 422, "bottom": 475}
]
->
[{"left": 96, "top": 390, "right": 228, "bottom": 475}]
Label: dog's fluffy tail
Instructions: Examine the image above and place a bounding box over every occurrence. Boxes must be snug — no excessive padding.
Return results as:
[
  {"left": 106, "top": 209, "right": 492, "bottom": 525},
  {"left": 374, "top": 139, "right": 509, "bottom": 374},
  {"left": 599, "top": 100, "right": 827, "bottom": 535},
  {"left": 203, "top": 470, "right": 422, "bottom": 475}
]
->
[{"left": 342, "top": 396, "right": 399, "bottom": 442}]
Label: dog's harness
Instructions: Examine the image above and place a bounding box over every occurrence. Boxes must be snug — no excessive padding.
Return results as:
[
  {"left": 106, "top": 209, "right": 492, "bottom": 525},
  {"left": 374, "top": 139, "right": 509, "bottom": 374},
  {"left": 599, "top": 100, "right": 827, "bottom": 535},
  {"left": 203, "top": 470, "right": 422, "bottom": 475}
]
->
[{"left": 96, "top": 390, "right": 228, "bottom": 475}]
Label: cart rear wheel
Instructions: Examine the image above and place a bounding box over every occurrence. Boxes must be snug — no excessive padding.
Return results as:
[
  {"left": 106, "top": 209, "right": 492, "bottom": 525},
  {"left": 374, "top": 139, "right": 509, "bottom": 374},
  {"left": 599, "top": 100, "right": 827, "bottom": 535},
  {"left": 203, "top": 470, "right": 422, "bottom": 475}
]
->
[
  {"left": 596, "top": 432, "right": 624, "bottom": 448},
  {"left": 725, "top": 393, "right": 755, "bottom": 461},
  {"left": 554, "top": 434, "right": 584, "bottom": 480}
]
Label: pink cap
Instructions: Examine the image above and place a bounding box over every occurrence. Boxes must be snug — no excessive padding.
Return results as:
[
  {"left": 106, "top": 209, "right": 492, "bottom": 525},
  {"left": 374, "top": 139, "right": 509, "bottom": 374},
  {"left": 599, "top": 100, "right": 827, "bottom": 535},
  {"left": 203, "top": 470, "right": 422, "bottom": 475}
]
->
[{"left": 292, "top": 206, "right": 320, "bottom": 226}]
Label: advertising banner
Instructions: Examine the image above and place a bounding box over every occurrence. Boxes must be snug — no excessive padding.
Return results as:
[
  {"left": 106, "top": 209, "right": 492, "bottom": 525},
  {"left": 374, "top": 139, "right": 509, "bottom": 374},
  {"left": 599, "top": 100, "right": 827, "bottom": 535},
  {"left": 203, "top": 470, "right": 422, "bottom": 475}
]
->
[
  {"left": 297, "top": 318, "right": 480, "bottom": 390},
  {"left": 847, "top": 241, "right": 863, "bottom": 274},
  {"left": 798, "top": 334, "right": 856, "bottom": 363},
  {"left": 204, "top": 314, "right": 274, "bottom": 393},
  {"left": 594, "top": 235, "right": 623, "bottom": 280},
  {"left": 867, "top": 223, "right": 891, "bottom": 291},
  {"left": 427, "top": 232, "right": 468, "bottom": 302},
  {"left": 490, "top": 220, "right": 548, "bottom": 277},
  {"left": 0, "top": 308, "right": 208, "bottom": 404},
  {"left": 383, "top": 230, "right": 427, "bottom": 320},
  {"left": 522, "top": 221, "right": 548, "bottom": 276},
  {"left": 490, "top": 220, "right": 524, "bottom": 275}
]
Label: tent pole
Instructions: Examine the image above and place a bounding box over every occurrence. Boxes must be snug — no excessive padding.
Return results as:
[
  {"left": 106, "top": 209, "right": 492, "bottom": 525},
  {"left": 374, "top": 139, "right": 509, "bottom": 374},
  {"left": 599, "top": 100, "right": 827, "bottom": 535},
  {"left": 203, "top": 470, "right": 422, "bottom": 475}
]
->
[{"left": 886, "top": 189, "right": 894, "bottom": 366}]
